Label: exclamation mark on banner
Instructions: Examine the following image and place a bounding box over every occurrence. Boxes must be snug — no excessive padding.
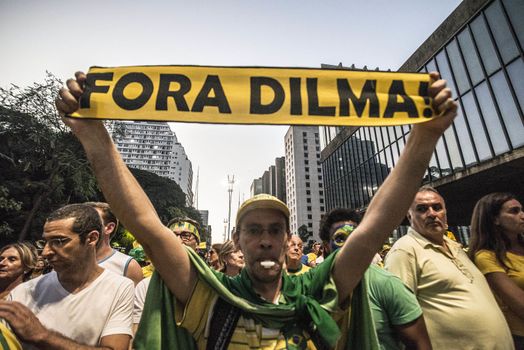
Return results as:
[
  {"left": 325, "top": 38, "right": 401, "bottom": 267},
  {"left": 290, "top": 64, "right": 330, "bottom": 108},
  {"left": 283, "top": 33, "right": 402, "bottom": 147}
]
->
[{"left": 419, "top": 82, "right": 433, "bottom": 118}]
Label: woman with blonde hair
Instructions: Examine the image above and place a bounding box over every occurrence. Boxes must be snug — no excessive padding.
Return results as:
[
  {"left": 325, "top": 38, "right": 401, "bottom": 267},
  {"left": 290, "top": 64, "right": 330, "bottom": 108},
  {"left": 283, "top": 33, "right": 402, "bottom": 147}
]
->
[
  {"left": 469, "top": 192, "right": 524, "bottom": 349},
  {"left": 218, "top": 240, "right": 244, "bottom": 277},
  {"left": 0, "top": 242, "right": 37, "bottom": 300}
]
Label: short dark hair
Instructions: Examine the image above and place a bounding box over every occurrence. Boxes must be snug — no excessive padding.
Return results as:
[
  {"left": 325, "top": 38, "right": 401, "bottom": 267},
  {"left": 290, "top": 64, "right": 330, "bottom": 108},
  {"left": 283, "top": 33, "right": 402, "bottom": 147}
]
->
[
  {"left": 46, "top": 204, "right": 102, "bottom": 244},
  {"left": 84, "top": 202, "right": 119, "bottom": 228},
  {"left": 417, "top": 185, "right": 442, "bottom": 196},
  {"left": 319, "top": 208, "right": 362, "bottom": 243}
]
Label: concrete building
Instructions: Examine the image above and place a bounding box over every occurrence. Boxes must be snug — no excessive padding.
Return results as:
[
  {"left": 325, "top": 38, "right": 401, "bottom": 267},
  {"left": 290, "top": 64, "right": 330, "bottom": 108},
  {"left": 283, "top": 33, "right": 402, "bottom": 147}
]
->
[
  {"left": 285, "top": 126, "right": 325, "bottom": 241},
  {"left": 112, "top": 121, "right": 194, "bottom": 206},
  {"left": 321, "top": 0, "right": 524, "bottom": 243},
  {"left": 250, "top": 157, "right": 286, "bottom": 203},
  {"left": 250, "top": 178, "right": 263, "bottom": 197},
  {"left": 198, "top": 209, "right": 211, "bottom": 245}
]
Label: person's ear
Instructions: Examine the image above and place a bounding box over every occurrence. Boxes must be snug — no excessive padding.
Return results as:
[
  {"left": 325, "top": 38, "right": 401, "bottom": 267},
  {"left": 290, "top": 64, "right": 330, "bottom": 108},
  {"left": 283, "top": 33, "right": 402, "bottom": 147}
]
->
[
  {"left": 86, "top": 230, "right": 100, "bottom": 247},
  {"left": 105, "top": 222, "right": 116, "bottom": 236}
]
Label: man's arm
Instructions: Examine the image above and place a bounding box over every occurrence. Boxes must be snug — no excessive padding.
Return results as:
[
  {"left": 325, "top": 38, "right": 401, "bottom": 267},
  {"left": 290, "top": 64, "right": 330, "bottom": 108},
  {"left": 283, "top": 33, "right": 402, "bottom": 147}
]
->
[
  {"left": 125, "top": 259, "right": 144, "bottom": 285},
  {"left": 394, "top": 317, "right": 432, "bottom": 350},
  {"left": 56, "top": 72, "right": 196, "bottom": 304},
  {"left": 0, "top": 301, "right": 131, "bottom": 350},
  {"left": 333, "top": 72, "right": 457, "bottom": 303}
]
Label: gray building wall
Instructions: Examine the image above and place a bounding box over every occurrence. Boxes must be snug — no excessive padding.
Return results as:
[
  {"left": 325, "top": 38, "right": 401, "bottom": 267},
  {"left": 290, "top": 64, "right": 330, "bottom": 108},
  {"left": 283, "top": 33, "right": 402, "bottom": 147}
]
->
[
  {"left": 285, "top": 126, "right": 325, "bottom": 241},
  {"left": 321, "top": 0, "right": 524, "bottom": 243}
]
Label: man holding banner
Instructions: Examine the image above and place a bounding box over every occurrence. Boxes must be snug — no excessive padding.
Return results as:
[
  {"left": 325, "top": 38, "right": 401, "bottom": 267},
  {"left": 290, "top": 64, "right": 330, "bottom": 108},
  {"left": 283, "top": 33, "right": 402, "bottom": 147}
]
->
[{"left": 56, "top": 68, "right": 456, "bottom": 349}]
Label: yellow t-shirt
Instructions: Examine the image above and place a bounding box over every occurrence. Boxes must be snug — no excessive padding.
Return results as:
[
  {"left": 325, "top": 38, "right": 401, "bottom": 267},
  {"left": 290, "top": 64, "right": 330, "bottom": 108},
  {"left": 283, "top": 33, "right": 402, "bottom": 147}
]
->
[
  {"left": 475, "top": 249, "right": 524, "bottom": 336},
  {"left": 175, "top": 278, "right": 348, "bottom": 349},
  {"left": 0, "top": 323, "right": 22, "bottom": 350},
  {"left": 306, "top": 253, "right": 317, "bottom": 265},
  {"left": 141, "top": 264, "right": 154, "bottom": 278}
]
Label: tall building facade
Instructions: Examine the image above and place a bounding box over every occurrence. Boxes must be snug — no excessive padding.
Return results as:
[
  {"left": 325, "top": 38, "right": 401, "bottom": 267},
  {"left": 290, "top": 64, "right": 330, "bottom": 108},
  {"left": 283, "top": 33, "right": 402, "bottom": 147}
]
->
[
  {"left": 112, "top": 121, "right": 194, "bottom": 206},
  {"left": 321, "top": 0, "right": 524, "bottom": 243},
  {"left": 285, "top": 126, "right": 325, "bottom": 241},
  {"left": 250, "top": 157, "right": 286, "bottom": 203},
  {"left": 198, "top": 209, "right": 211, "bottom": 245}
]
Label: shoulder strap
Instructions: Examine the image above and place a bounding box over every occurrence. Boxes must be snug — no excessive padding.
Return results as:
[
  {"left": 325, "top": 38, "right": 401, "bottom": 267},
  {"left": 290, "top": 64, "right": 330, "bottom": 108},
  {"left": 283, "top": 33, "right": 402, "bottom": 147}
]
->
[{"left": 206, "top": 297, "right": 241, "bottom": 350}]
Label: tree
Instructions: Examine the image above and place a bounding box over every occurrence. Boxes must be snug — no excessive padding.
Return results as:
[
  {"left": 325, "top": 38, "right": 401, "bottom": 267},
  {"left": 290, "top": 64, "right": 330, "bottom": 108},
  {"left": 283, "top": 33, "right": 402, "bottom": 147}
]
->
[
  {"left": 0, "top": 74, "right": 100, "bottom": 244},
  {"left": 297, "top": 224, "right": 314, "bottom": 251},
  {"left": 0, "top": 73, "right": 202, "bottom": 246},
  {"left": 107, "top": 168, "right": 203, "bottom": 248},
  {"left": 129, "top": 168, "right": 201, "bottom": 224}
]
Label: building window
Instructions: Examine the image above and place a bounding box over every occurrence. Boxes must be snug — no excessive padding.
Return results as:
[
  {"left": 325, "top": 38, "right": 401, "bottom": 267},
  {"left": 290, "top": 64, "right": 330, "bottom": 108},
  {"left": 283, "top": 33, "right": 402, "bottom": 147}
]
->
[
  {"left": 308, "top": 214, "right": 312, "bottom": 219},
  {"left": 307, "top": 198, "right": 311, "bottom": 203},
  {"left": 320, "top": 206, "right": 325, "bottom": 211},
  {"left": 306, "top": 182, "right": 310, "bottom": 188},
  {"left": 307, "top": 206, "right": 312, "bottom": 211}
]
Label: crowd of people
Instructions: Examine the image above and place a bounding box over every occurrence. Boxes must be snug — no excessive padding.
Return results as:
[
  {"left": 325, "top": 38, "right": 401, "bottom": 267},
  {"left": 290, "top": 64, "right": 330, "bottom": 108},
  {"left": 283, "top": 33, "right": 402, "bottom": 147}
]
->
[{"left": 0, "top": 71, "right": 522, "bottom": 349}]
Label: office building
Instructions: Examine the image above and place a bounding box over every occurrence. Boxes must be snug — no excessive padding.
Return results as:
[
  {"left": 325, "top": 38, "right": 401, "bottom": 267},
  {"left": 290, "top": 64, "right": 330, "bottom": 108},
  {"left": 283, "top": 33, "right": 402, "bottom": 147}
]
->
[
  {"left": 112, "top": 121, "right": 194, "bottom": 206},
  {"left": 321, "top": 0, "right": 524, "bottom": 243},
  {"left": 250, "top": 157, "right": 286, "bottom": 203},
  {"left": 285, "top": 126, "right": 325, "bottom": 241}
]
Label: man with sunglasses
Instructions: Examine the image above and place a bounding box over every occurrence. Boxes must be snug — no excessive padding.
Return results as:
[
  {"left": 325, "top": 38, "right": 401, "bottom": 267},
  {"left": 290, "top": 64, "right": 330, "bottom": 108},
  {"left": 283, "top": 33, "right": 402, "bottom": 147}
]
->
[
  {"left": 385, "top": 186, "right": 513, "bottom": 349},
  {"left": 56, "top": 70, "right": 457, "bottom": 349},
  {"left": 0, "top": 204, "right": 134, "bottom": 349},
  {"left": 319, "top": 208, "right": 431, "bottom": 350}
]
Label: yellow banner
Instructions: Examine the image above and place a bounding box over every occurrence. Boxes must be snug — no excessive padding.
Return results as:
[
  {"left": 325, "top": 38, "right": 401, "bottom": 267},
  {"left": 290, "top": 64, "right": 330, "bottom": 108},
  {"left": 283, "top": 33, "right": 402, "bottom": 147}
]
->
[{"left": 70, "top": 65, "right": 435, "bottom": 126}]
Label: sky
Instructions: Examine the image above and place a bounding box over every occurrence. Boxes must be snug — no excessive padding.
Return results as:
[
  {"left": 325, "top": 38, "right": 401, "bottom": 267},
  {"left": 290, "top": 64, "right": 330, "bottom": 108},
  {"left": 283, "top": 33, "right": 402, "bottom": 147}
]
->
[{"left": 0, "top": 0, "right": 461, "bottom": 243}]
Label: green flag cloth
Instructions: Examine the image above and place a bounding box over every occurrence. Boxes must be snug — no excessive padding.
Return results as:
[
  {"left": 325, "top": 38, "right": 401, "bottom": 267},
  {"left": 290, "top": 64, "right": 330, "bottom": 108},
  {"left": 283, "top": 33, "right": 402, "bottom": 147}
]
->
[{"left": 134, "top": 247, "right": 379, "bottom": 349}]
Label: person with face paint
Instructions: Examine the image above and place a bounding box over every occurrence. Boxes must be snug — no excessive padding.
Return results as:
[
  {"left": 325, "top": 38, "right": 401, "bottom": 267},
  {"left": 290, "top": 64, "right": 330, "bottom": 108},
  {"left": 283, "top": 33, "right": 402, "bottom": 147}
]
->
[
  {"left": 319, "top": 208, "right": 431, "bottom": 350},
  {"left": 56, "top": 70, "right": 458, "bottom": 349}
]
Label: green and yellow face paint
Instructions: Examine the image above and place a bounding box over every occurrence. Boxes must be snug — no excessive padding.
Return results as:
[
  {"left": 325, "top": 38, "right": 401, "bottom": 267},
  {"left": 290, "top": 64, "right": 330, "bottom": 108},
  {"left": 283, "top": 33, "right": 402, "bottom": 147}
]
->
[{"left": 330, "top": 224, "right": 356, "bottom": 252}]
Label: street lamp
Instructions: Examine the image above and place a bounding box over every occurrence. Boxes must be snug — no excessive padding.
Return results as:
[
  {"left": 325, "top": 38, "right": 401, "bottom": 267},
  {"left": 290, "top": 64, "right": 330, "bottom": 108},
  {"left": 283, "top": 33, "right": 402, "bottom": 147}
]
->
[{"left": 227, "top": 175, "right": 235, "bottom": 240}]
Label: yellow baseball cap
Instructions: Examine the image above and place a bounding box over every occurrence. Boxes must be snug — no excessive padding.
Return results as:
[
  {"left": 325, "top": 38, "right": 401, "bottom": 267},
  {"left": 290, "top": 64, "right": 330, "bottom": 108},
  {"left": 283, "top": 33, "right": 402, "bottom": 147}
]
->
[{"left": 236, "top": 194, "right": 290, "bottom": 226}]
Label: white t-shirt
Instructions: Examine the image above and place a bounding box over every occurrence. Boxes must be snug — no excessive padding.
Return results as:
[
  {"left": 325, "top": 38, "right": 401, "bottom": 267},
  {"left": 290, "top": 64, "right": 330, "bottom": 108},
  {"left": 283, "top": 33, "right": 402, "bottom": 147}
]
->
[
  {"left": 10, "top": 269, "right": 134, "bottom": 347},
  {"left": 133, "top": 276, "right": 150, "bottom": 324}
]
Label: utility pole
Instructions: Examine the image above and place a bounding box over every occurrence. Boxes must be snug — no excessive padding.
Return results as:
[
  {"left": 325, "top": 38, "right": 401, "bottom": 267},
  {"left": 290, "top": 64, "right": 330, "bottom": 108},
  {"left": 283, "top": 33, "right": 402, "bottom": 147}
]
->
[
  {"left": 223, "top": 219, "right": 228, "bottom": 242},
  {"left": 227, "top": 175, "right": 235, "bottom": 240}
]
